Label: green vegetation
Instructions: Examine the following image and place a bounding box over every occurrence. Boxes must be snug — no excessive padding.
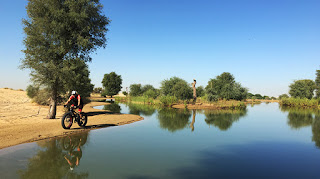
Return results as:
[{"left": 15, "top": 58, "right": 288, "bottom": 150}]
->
[
  {"left": 205, "top": 72, "right": 248, "bottom": 102},
  {"left": 101, "top": 72, "right": 122, "bottom": 97},
  {"left": 160, "top": 77, "right": 192, "bottom": 101},
  {"left": 21, "top": 0, "right": 109, "bottom": 118},
  {"left": 93, "top": 87, "right": 103, "bottom": 94},
  {"left": 279, "top": 94, "right": 289, "bottom": 99},
  {"left": 280, "top": 68, "right": 320, "bottom": 109},
  {"left": 116, "top": 73, "right": 248, "bottom": 109},
  {"left": 280, "top": 98, "right": 320, "bottom": 108},
  {"left": 157, "top": 108, "right": 191, "bottom": 132},
  {"left": 289, "top": 79, "right": 316, "bottom": 99},
  {"left": 204, "top": 109, "right": 247, "bottom": 131}
]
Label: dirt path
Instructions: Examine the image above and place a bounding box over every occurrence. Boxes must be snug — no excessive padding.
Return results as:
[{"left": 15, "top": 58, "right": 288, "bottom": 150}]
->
[{"left": 0, "top": 89, "right": 143, "bottom": 149}]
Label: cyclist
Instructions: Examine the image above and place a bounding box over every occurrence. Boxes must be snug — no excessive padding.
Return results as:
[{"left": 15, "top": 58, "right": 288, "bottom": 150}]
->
[{"left": 65, "top": 91, "right": 84, "bottom": 119}]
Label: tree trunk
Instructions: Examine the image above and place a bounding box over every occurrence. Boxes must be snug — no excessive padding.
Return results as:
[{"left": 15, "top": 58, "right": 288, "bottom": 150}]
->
[
  {"left": 47, "top": 80, "right": 58, "bottom": 119},
  {"left": 47, "top": 98, "right": 57, "bottom": 119}
]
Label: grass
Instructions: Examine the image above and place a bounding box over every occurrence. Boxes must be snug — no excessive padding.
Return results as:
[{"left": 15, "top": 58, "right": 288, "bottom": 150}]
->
[
  {"left": 115, "top": 95, "right": 246, "bottom": 109},
  {"left": 280, "top": 97, "right": 320, "bottom": 108}
]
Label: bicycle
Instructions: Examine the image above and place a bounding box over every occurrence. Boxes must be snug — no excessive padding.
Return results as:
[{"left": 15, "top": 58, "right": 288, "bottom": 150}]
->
[{"left": 62, "top": 105, "right": 88, "bottom": 129}]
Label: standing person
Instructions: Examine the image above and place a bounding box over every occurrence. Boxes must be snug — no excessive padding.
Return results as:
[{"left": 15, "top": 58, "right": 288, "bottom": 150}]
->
[
  {"left": 65, "top": 91, "right": 84, "bottom": 119},
  {"left": 192, "top": 79, "right": 197, "bottom": 104}
]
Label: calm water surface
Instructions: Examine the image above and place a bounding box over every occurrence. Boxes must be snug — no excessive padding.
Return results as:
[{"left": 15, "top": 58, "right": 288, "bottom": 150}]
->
[{"left": 1, "top": 102, "right": 320, "bottom": 178}]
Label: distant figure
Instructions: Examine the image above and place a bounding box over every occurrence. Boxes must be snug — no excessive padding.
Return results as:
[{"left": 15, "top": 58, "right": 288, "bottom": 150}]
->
[{"left": 192, "top": 79, "right": 197, "bottom": 104}]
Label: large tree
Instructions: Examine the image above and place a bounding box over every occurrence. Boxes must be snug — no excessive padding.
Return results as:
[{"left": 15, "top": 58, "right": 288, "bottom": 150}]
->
[
  {"left": 160, "top": 77, "right": 193, "bottom": 100},
  {"left": 205, "top": 72, "right": 248, "bottom": 101},
  {"left": 316, "top": 69, "right": 320, "bottom": 98},
  {"left": 289, "top": 79, "right": 316, "bottom": 99},
  {"left": 101, "top": 72, "right": 122, "bottom": 98},
  {"left": 21, "top": 0, "right": 110, "bottom": 118}
]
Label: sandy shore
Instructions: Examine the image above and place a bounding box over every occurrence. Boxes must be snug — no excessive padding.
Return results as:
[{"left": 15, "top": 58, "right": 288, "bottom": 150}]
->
[{"left": 0, "top": 89, "right": 143, "bottom": 149}]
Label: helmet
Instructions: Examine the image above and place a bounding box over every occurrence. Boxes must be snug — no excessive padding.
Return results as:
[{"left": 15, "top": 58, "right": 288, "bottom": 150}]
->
[{"left": 71, "top": 91, "right": 77, "bottom": 95}]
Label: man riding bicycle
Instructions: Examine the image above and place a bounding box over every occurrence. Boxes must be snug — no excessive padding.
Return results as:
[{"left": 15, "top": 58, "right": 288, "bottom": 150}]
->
[{"left": 65, "top": 91, "right": 84, "bottom": 119}]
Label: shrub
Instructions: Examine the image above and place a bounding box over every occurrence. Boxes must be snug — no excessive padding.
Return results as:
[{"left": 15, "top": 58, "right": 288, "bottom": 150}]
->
[
  {"left": 159, "top": 95, "right": 177, "bottom": 107},
  {"left": 26, "top": 85, "right": 39, "bottom": 98},
  {"left": 161, "top": 77, "right": 192, "bottom": 100}
]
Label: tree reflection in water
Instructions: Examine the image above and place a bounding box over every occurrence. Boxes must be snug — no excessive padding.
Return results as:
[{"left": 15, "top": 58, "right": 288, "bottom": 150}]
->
[
  {"left": 204, "top": 109, "right": 247, "bottom": 131},
  {"left": 103, "top": 101, "right": 121, "bottom": 113},
  {"left": 19, "top": 132, "right": 89, "bottom": 179},
  {"left": 157, "top": 108, "right": 192, "bottom": 132},
  {"left": 280, "top": 106, "right": 320, "bottom": 148},
  {"left": 127, "top": 103, "right": 156, "bottom": 116}
]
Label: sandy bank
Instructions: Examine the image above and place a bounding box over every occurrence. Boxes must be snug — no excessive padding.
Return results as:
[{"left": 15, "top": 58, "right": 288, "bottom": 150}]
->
[{"left": 0, "top": 89, "right": 143, "bottom": 149}]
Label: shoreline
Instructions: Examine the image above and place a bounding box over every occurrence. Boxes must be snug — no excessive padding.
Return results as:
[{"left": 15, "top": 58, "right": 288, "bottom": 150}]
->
[{"left": 0, "top": 89, "right": 143, "bottom": 149}]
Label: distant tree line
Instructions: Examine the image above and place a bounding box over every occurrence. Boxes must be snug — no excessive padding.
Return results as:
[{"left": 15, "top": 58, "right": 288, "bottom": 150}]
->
[{"left": 124, "top": 72, "right": 249, "bottom": 105}]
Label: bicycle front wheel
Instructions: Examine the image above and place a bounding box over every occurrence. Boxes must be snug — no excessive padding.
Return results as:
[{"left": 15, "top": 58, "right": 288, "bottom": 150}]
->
[{"left": 62, "top": 112, "right": 73, "bottom": 129}]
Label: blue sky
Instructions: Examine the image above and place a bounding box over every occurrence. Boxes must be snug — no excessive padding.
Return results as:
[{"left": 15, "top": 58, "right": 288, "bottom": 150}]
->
[{"left": 0, "top": 0, "right": 319, "bottom": 97}]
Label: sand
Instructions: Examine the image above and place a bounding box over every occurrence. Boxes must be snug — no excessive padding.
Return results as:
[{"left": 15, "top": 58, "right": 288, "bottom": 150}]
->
[{"left": 0, "top": 88, "right": 143, "bottom": 149}]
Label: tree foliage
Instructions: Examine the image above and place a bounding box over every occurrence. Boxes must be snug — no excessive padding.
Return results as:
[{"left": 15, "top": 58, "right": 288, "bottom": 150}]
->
[
  {"left": 101, "top": 72, "right": 122, "bottom": 97},
  {"left": 130, "top": 84, "right": 142, "bottom": 97},
  {"left": 205, "top": 72, "right": 248, "bottom": 101},
  {"left": 62, "top": 59, "right": 94, "bottom": 98},
  {"left": 21, "top": 0, "right": 109, "bottom": 118},
  {"left": 289, "top": 79, "right": 316, "bottom": 99},
  {"left": 160, "top": 77, "right": 192, "bottom": 100},
  {"left": 279, "top": 94, "right": 290, "bottom": 99},
  {"left": 196, "top": 86, "right": 205, "bottom": 97}
]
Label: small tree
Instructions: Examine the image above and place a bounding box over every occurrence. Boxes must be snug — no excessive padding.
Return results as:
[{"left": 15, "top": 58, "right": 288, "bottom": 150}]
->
[
  {"left": 130, "top": 84, "right": 142, "bottom": 97},
  {"left": 160, "top": 77, "right": 192, "bottom": 100},
  {"left": 141, "top": 84, "right": 156, "bottom": 94},
  {"left": 205, "top": 72, "right": 247, "bottom": 101},
  {"left": 93, "top": 87, "right": 103, "bottom": 94},
  {"left": 279, "top": 94, "right": 289, "bottom": 99},
  {"left": 101, "top": 72, "right": 122, "bottom": 98},
  {"left": 289, "top": 79, "right": 316, "bottom": 99},
  {"left": 26, "top": 85, "right": 39, "bottom": 98},
  {"left": 196, "top": 86, "right": 205, "bottom": 97}
]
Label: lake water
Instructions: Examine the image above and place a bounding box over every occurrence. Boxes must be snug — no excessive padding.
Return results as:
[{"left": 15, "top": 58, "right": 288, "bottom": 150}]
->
[{"left": 1, "top": 102, "right": 320, "bottom": 178}]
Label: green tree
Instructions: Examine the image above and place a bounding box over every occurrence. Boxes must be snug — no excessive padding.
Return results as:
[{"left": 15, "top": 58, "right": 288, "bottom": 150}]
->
[
  {"left": 141, "top": 84, "right": 156, "bottom": 94},
  {"left": 196, "top": 86, "right": 205, "bottom": 97},
  {"left": 254, "top": 94, "right": 263, "bottom": 99},
  {"left": 101, "top": 72, "right": 122, "bottom": 98},
  {"left": 289, "top": 79, "right": 316, "bottom": 99},
  {"left": 144, "top": 89, "right": 158, "bottom": 99},
  {"left": 247, "top": 93, "right": 254, "bottom": 99},
  {"left": 93, "top": 87, "right": 103, "bottom": 94},
  {"left": 316, "top": 69, "right": 320, "bottom": 98},
  {"left": 160, "top": 77, "right": 193, "bottom": 100},
  {"left": 62, "top": 59, "right": 94, "bottom": 99},
  {"left": 26, "top": 85, "right": 39, "bottom": 98},
  {"left": 130, "top": 84, "right": 142, "bottom": 97},
  {"left": 279, "top": 94, "right": 289, "bottom": 99},
  {"left": 205, "top": 72, "right": 248, "bottom": 101},
  {"left": 21, "top": 0, "right": 110, "bottom": 118}
]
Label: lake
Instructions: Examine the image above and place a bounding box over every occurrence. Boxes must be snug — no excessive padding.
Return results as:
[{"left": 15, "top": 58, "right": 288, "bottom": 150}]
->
[{"left": 1, "top": 102, "right": 320, "bottom": 178}]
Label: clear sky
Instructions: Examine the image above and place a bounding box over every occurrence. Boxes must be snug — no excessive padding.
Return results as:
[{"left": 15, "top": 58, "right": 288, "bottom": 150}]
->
[{"left": 0, "top": 0, "right": 319, "bottom": 97}]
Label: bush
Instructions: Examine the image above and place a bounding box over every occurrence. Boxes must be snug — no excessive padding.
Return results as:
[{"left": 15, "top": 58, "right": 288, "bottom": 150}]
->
[
  {"left": 143, "top": 89, "right": 157, "bottom": 99},
  {"left": 32, "top": 89, "right": 51, "bottom": 105},
  {"left": 26, "top": 85, "right": 39, "bottom": 98},
  {"left": 161, "top": 77, "right": 192, "bottom": 100},
  {"left": 159, "top": 95, "right": 177, "bottom": 107}
]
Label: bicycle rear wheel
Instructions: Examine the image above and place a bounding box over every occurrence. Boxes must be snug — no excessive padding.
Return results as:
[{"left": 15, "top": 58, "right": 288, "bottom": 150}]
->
[{"left": 77, "top": 113, "right": 88, "bottom": 127}]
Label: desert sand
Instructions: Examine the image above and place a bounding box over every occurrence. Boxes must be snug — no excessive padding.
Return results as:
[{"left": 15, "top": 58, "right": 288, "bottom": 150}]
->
[{"left": 0, "top": 88, "right": 143, "bottom": 149}]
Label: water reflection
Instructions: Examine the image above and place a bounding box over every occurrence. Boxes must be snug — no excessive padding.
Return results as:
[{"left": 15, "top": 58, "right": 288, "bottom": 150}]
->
[
  {"left": 157, "top": 108, "right": 192, "bottom": 132},
  {"left": 190, "top": 109, "right": 196, "bottom": 132},
  {"left": 19, "top": 132, "right": 89, "bottom": 179},
  {"left": 103, "top": 101, "right": 121, "bottom": 113},
  {"left": 204, "top": 109, "right": 247, "bottom": 131},
  {"left": 281, "top": 106, "right": 320, "bottom": 148},
  {"left": 127, "top": 103, "right": 156, "bottom": 116}
]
